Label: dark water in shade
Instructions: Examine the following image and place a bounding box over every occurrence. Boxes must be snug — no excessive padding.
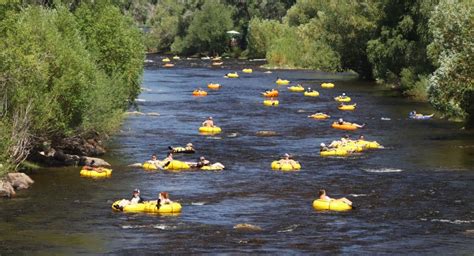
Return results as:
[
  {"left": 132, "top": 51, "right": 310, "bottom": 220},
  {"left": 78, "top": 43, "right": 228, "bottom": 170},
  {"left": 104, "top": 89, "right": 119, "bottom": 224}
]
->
[{"left": 1, "top": 59, "right": 474, "bottom": 254}]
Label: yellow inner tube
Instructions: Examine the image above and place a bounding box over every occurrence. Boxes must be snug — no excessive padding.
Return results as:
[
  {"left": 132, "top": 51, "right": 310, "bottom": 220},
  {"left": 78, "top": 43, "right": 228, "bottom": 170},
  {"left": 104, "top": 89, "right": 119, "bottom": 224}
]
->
[
  {"left": 312, "top": 199, "right": 352, "bottom": 211},
  {"left": 309, "top": 113, "right": 330, "bottom": 119},
  {"left": 338, "top": 104, "right": 356, "bottom": 111},
  {"left": 164, "top": 160, "right": 190, "bottom": 170},
  {"left": 242, "top": 68, "right": 253, "bottom": 73},
  {"left": 80, "top": 168, "right": 112, "bottom": 178},
  {"left": 288, "top": 86, "right": 304, "bottom": 92},
  {"left": 334, "top": 96, "right": 351, "bottom": 102},
  {"left": 208, "top": 83, "right": 221, "bottom": 89},
  {"left": 199, "top": 126, "right": 222, "bottom": 134},
  {"left": 321, "top": 83, "right": 335, "bottom": 88},
  {"left": 356, "top": 140, "right": 381, "bottom": 149},
  {"left": 320, "top": 148, "right": 349, "bottom": 156},
  {"left": 276, "top": 79, "right": 290, "bottom": 85},
  {"left": 339, "top": 142, "right": 364, "bottom": 152},
  {"left": 142, "top": 162, "right": 159, "bottom": 170},
  {"left": 263, "top": 100, "right": 279, "bottom": 106},
  {"left": 200, "top": 165, "right": 224, "bottom": 171},
  {"left": 304, "top": 91, "right": 320, "bottom": 97},
  {"left": 112, "top": 200, "right": 182, "bottom": 214},
  {"left": 332, "top": 122, "right": 358, "bottom": 130},
  {"left": 193, "top": 90, "right": 208, "bottom": 96},
  {"left": 162, "top": 58, "right": 170, "bottom": 62},
  {"left": 226, "top": 73, "right": 239, "bottom": 78},
  {"left": 271, "top": 160, "right": 301, "bottom": 171}
]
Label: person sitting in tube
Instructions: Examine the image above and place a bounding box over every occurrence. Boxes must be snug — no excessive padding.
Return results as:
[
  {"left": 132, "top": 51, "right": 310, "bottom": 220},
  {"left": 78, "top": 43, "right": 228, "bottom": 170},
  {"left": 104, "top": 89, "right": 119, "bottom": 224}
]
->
[
  {"left": 320, "top": 143, "right": 329, "bottom": 152},
  {"left": 154, "top": 192, "right": 173, "bottom": 209},
  {"left": 340, "top": 135, "right": 352, "bottom": 145},
  {"left": 340, "top": 92, "right": 348, "bottom": 99},
  {"left": 82, "top": 160, "right": 106, "bottom": 172},
  {"left": 278, "top": 153, "right": 299, "bottom": 168},
  {"left": 337, "top": 118, "right": 365, "bottom": 128},
  {"left": 184, "top": 143, "right": 195, "bottom": 152},
  {"left": 318, "top": 189, "right": 352, "bottom": 206},
  {"left": 146, "top": 154, "right": 161, "bottom": 165},
  {"left": 168, "top": 143, "right": 195, "bottom": 153},
  {"left": 114, "top": 188, "right": 145, "bottom": 211},
  {"left": 202, "top": 117, "right": 215, "bottom": 127},
  {"left": 161, "top": 152, "right": 173, "bottom": 167},
  {"left": 196, "top": 156, "right": 211, "bottom": 168},
  {"left": 306, "top": 87, "right": 312, "bottom": 92}
]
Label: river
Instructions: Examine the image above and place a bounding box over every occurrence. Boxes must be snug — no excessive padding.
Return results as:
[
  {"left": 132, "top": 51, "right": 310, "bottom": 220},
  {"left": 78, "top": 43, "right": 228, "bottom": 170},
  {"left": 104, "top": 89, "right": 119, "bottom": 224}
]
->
[{"left": 1, "top": 58, "right": 473, "bottom": 254}]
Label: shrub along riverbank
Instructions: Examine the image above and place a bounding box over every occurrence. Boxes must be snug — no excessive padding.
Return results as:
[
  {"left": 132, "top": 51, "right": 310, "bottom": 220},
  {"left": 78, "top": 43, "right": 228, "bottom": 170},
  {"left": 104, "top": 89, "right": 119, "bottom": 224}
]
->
[{"left": 0, "top": 2, "right": 144, "bottom": 176}]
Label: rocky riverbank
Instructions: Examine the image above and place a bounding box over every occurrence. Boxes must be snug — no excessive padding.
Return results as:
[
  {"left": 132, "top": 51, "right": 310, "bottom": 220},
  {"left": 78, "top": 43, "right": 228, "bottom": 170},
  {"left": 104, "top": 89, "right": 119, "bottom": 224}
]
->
[
  {"left": 0, "top": 172, "right": 34, "bottom": 197},
  {"left": 27, "top": 132, "right": 111, "bottom": 167}
]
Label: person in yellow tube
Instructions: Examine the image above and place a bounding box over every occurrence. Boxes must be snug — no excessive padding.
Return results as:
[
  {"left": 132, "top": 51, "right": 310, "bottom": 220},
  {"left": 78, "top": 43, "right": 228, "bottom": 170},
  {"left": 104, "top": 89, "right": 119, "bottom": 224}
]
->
[
  {"left": 278, "top": 153, "right": 299, "bottom": 168},
  {"left": 318, "top": 189, "right": 352, "bottom": 206},
  {"left": 114, "top": 188, "right": 145, "bottom": 211},
  {"left": 337, "top": 118, "right": 365, "bottom": 128},
  {"left": 202, "top": 117, "right": 215, "bottom": 127}
]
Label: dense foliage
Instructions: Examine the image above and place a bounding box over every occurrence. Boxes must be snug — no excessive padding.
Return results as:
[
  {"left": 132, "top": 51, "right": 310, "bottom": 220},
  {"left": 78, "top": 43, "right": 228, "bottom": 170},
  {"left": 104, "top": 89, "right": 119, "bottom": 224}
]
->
[
  {"left": 0, "top": 2, "right": 144, "bottom": 174},
  {"left": 427, "top": 0, "right": 473, "bottom": 121}
]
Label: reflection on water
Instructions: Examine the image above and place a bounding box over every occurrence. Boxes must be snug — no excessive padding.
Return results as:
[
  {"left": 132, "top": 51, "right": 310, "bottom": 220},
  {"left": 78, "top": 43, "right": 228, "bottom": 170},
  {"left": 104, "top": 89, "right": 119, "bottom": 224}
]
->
[{"left": 1, "top": 60, "right": 474, "bottom": 254}]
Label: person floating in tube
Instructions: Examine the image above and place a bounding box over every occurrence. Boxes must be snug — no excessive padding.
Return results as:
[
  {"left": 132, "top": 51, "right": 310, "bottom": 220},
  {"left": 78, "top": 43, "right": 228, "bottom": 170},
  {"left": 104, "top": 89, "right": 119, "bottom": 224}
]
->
[
  {"left": 337, "top": 118, "right": 365, "bottom": 128},
  {"left": 202, "top": 117, "right": 215, "bottom": 127},
  {"left": 318, "top": 189, "right": 352, "bottom": 206},
  {"left": 113, "top": 188, "right": 145, "bottom": 211}
]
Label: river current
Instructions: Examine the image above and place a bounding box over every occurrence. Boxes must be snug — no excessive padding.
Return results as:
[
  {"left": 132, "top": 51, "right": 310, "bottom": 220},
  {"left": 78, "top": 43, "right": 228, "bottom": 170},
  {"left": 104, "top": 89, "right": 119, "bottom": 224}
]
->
[{"left": 1, "top": 58, "right": 473, "bottom": 254}]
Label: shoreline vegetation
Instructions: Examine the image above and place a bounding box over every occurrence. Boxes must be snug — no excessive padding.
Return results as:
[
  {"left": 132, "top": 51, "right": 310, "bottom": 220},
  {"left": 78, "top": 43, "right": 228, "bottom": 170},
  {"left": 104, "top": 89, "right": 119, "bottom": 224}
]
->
[
  {"left": 139, "top": 0, "right": 472, "bottom": 123},
  {"left": 0, "top": 0, "right": 472, "bottom": 183},
  {"left": 0, "top": 2, "right": 144, "bottom": 178}
]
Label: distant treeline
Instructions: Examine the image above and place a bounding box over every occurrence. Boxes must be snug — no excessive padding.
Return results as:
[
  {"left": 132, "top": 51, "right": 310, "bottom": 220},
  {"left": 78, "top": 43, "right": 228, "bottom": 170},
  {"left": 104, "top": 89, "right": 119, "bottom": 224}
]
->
[{"left": 132, "top": 0, "right": 472, "bottom": 124}]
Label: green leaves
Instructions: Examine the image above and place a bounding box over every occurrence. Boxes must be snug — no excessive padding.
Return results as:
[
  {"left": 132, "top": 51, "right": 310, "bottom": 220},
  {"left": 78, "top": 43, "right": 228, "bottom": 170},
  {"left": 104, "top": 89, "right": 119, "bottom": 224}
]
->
[
  {"left": 428, "top": 0, "right": 474, "bottom": 122},
  {"left": 171, "top": 0, "right": 234, "bottom": 55},
  {"left": 0, "top": 3, "right": 145, "bottom": 171}
]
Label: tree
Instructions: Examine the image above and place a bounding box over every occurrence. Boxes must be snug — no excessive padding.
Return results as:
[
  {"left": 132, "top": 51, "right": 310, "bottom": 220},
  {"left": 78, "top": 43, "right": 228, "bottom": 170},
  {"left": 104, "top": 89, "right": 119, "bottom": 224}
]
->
[
  {"left": 427, "top": 0, "right": 474, "bottom": 123},
  {"left": 75, "top": 1, "right": 144, "bottom": 103},
  {"left": 366, "top": 0, "right": 437, "bottom": 92},
  {"left": 172, "top": 0, "right": 234, "bottom": 55}
]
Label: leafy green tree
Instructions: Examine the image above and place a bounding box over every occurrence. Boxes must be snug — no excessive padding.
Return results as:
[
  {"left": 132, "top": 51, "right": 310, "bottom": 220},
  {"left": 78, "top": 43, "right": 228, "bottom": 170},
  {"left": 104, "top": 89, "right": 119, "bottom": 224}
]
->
[
  {"left": 366, "top": 0, "right": 437, "bottom": 91},
  {"left": 75, "top": 1, "right": 144, "bottom": 103},
  {"left": 247, "top": 18, "right": 289, "bottom": 58},
  {"left": 171, "top": 0, "right": 234, "bottom": 55},
  {"left": 146, "top": 0, "right": 184, "bottom": 52},
  {"left": 0, "top": 3, "right": 145, "bottom": 172},
  {"left": 427, "top": 0, "right": 474, "bottom": 122}
]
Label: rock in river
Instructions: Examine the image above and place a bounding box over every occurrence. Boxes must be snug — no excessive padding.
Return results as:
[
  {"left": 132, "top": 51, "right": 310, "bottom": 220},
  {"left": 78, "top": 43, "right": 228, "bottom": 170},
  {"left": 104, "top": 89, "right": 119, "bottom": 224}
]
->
[
  {"left": 0, "top": 179, "right": 16, "bottom": 198},
  {"left": 6, "top": 172, "right": 34, "bottom": 190},
  {"left": 79, "top": 157, "right": 111, "bottom": 167},
  {"left": 233, "top": 223, "right": 263, "bottom": 231}
]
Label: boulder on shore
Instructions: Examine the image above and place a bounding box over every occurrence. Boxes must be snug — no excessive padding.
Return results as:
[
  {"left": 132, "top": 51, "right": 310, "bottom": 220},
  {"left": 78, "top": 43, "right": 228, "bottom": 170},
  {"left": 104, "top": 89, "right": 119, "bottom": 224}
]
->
[
  {"left": 0, "top": 180, "right": 16, "bottom": 198},
  {"left": 6, "top": 172, "right": 34, "bottom": 190}
]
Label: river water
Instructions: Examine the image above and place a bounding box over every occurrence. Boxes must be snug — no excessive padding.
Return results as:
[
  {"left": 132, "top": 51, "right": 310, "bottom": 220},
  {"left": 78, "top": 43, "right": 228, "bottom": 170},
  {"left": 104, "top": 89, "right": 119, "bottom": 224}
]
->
[{"left": 1, "top": 59, "right": 474, "bottom": 254}]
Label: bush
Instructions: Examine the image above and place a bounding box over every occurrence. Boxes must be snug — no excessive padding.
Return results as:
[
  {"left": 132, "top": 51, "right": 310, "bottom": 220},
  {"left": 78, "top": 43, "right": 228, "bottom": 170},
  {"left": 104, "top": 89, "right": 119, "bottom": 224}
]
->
[
  {"left": 427, "top": 0, "right": 474, "bottom": 122},
  {"left": 0, "top": 3, "right": 145, "bottom": 172},
  {"left": 75, "top": 2, "right": 144, "bottom": 103},
  {"left": 173, "top": 0, "right": 234, "bottom": 56}
]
